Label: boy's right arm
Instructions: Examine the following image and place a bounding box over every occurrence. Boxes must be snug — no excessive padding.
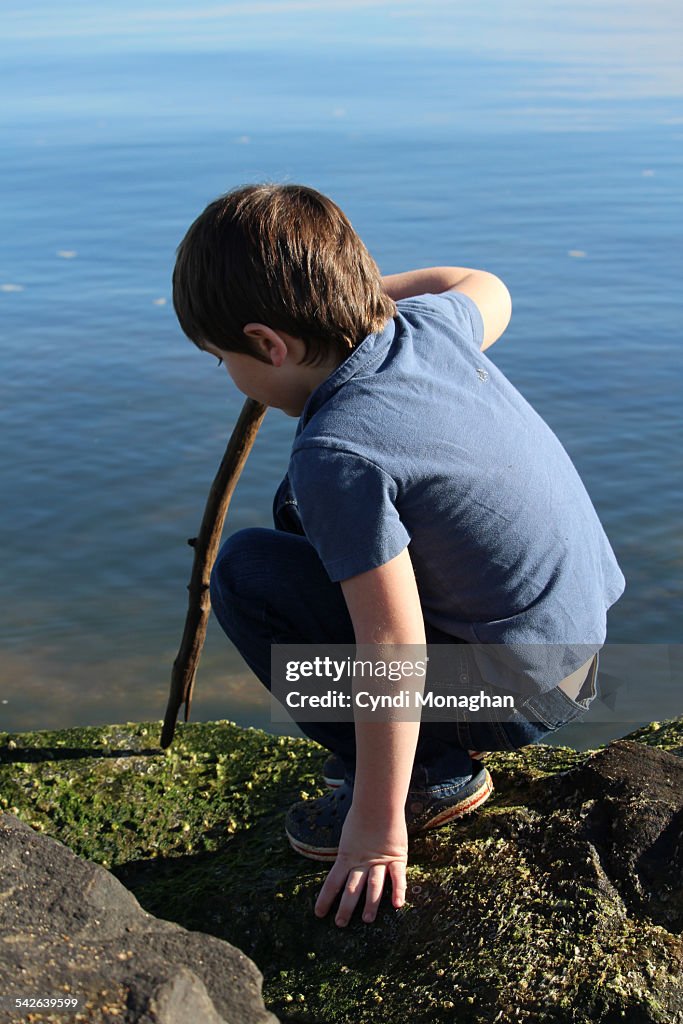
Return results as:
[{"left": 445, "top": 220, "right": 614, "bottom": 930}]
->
[
  {"left": 313, "top": 548, "right": 426, "bottom": 928},
  {"left": 382, "top": 266, "right": 512, "bottom": 351}
]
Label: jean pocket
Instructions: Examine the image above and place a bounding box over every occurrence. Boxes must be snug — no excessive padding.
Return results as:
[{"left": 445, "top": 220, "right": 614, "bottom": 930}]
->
[{"left": 518, "top": 653, "right": 600, "bottom": 731}]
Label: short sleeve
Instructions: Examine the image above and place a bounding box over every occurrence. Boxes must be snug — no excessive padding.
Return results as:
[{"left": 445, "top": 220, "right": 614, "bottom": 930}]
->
[
  {"left": 398, "top": 290, "right": 484, "bottom": 352},
  {"left": 288, "top": 447, "right": 411, "bottom": 582}
]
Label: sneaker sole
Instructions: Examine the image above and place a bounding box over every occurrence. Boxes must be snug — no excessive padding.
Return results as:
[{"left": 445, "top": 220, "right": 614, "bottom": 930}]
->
[
  {"left": 418, "top": 767, "right": 494, "bottom": 830},
  {"left": 322, "top": 773, "right": 346, "bottom": 789},
  {"left": 288, "top": 767, "right": 494, "bottom": 861}
]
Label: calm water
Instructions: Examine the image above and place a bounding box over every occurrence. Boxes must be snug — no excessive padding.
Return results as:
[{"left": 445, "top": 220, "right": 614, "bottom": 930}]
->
[{"left": 1, "top": 2, "right": 682, "bottom": 749}]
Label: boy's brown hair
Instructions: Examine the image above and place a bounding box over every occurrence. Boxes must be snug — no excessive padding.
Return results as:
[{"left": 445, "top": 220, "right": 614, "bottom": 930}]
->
[{"left": 172, "top": 183, "right": 396, "bottom": 366}]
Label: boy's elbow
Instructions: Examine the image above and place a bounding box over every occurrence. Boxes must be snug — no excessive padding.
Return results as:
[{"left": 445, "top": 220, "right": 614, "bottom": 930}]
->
[
  {"left": 450, "top": 271, "right": 512, "bottom": 352},
  {"left": 478, "top": 273, "right": 512, "bottom": 352}
]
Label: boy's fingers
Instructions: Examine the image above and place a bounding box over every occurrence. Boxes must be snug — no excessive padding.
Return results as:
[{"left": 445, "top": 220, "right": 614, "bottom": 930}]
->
[
  {"left": 314, "top": 861, "right": 351, "bottom": 917},
  {"left": 334, "top": 868, "right": 367, "bottom": 927},
  {"left": 388, "top": 860, "right": 407, "bottom": 908},
  {"left": 315, "top": 857, "right": 407, "bottom": 923},
  {"left": 362, "top": 864, "right": 387, "bottom": 923}
]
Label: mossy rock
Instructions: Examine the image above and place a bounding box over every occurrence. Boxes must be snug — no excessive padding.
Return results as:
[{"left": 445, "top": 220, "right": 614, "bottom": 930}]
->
[{"left": 1, "top": 718, "right": 681, "bottom": 1024}]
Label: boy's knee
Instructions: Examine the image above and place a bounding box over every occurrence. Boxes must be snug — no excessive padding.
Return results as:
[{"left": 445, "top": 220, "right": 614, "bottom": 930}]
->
[{"left": 210, "top": 527, "right": 273, "bottom": 604}]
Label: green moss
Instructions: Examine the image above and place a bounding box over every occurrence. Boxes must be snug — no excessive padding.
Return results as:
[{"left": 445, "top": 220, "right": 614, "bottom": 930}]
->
[
  {"left": 0, "top": 721, "right": 323, "bottom": 867},
  {"left": 1, "top": 717, "right": 682, "bottom": 1024},
  {"left": 622, "top": 718, "right": 683, "bottom": 755}
]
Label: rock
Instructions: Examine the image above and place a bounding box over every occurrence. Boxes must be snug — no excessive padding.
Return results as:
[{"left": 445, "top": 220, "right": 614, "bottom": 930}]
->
[
  {"left": 1, "top": 718, "right": 682, "bottom": 1023},
  {"left": 0, "top": 814, "right": 278, "bottom": 1024},
  {"left": 538, "top": 739, "right": 683, "bottom": 930}
]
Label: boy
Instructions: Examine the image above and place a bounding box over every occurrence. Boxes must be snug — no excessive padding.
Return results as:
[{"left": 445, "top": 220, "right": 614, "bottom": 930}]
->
[{"left": 172, "top": 183, "right": 625, "bottom": 929}]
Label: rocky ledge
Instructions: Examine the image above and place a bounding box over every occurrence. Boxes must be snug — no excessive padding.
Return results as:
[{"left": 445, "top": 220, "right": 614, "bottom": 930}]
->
[
  {"left": 0, "top": 717, "right": 681, "bottom": 1024},
  {"left": 0, "top": 814, "right": 277, "bottom": 1024}
]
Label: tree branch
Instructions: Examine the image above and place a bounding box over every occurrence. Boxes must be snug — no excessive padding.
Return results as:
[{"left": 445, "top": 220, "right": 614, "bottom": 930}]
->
[{"left": 160, "top": 398, "right": 267, "bottom": 749}]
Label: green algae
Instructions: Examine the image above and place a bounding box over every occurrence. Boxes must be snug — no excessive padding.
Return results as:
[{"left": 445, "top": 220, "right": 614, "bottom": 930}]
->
[
  {"left": 1, "top": 718, "right": 681, "bottom": 1024},
  {"left": 0, "top": 721, "right": 321, "bottom": 868},
  {"left": 623, "top": 718, "right": 683, "bottom": 756}
]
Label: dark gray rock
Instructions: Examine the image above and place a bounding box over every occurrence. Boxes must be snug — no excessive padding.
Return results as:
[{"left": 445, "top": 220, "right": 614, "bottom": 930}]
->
[
  {"left": 538, "top": 738, "right": 683, "bottom": 931},
  {"left": 0, "top": 814, "right": 279, "bottom": 1024}
]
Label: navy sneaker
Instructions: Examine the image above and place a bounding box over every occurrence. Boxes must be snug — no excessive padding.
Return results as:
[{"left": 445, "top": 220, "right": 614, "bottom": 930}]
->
[
  {"left": 322, "top": 750, "right": 490, "bottom": 789},
  {"left": 321, "top": 752, "right": 354, "bottom": 788},
  {"left": 287, "top": 763, "right": 494, "bottom": 861}
]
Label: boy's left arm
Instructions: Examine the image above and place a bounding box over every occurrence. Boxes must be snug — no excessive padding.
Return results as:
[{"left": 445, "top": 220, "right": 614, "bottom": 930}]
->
[{"left": 314, "top": 546, "right": 426, "bottom": 927}]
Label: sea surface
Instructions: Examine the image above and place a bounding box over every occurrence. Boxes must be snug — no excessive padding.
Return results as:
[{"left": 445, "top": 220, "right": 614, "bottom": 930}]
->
[{"left": 1, "top": 1, "right": 682, "bottom": 750}]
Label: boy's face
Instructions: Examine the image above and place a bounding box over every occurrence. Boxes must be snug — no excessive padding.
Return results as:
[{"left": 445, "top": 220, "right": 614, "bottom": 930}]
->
[{"left": 204, "top": 326, "right": 341, "bottom": 418}]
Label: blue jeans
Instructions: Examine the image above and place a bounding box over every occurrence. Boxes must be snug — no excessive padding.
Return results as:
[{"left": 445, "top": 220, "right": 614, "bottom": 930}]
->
[{"left": 209, "top": 486, "right": 599, "bottom": 784}]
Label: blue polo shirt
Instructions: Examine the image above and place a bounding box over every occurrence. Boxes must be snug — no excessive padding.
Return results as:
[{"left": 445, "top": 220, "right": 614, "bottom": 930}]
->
[{"left": 286, "top": 291, "right": 626, "bottom": 694}]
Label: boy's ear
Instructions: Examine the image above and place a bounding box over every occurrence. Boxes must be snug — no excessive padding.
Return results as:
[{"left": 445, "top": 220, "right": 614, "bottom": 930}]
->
[{"left": 243, "top": 323, "right": 289, "bottom": 367}]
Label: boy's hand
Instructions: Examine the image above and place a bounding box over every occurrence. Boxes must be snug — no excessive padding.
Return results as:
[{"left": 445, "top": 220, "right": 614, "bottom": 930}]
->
[{"left": 314, "top": 803, "right": 408, "bottom": 927}]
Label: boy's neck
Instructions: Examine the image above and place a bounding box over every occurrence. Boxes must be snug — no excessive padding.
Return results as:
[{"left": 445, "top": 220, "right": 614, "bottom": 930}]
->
[{"left": 284, "top": 346, "right": 346, "bottom": 417}]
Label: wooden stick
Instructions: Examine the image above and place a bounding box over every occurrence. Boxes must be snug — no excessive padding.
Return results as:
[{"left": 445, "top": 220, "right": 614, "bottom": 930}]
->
[{"left": 160, "top": 398, "right": 267, "bottom": 749}]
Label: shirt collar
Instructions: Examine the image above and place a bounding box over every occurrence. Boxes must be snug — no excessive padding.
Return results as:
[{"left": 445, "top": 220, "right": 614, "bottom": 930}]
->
[{"left": 297, "top": 316, "right": 397, "bottom": 429}]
